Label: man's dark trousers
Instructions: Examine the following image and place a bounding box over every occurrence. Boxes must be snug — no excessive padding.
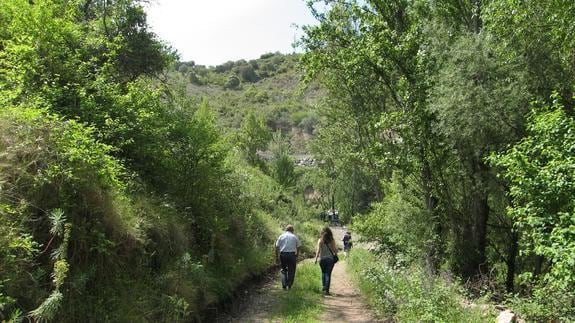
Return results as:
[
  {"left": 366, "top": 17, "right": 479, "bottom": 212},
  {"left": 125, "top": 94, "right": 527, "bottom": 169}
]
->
[{"left": 280, "top": 252, "right": 297, "bottom": 289}]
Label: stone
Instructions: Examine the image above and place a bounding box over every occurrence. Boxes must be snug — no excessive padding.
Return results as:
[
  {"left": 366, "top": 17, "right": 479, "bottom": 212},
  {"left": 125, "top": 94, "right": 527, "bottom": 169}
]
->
[{"left": 496, "top": 310, "right": 516, "bottom": 323}]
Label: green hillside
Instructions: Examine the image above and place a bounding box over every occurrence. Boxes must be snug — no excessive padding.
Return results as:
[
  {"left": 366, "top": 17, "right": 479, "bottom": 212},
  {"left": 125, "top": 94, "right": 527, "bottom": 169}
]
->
[{"left": 167, "top": 53, "right": 322, "bottom": 154}]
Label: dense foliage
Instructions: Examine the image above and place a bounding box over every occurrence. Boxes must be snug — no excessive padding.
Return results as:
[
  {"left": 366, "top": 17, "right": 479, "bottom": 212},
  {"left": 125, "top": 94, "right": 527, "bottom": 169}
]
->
[
  {"left": 348, "top": 249, "right": 493, "bottom": 321},
  {"left": 0, "top": 0, "right": 321, "bottom": 321},
  {"left": 300, "top": 0, "right": 575, "bottom": 320},
  {"left": 490, "top": 99, "right": 575, "bottom": 320}
]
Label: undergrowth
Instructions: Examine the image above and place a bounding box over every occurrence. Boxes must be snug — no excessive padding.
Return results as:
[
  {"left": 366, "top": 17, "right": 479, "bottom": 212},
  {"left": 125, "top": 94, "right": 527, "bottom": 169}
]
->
[
  {"left": 0, "top": 106, "right": 320, "bottom": 321},
  {"left": 347, "top": 249, "right": 494, "bottom": 322}
]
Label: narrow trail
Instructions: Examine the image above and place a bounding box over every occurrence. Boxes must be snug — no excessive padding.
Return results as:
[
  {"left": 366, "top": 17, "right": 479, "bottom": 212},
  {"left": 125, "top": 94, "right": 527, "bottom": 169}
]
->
[
  {"left": 212, "top": 272, "right": 282, "bottom": 322},
  {"left": 320, "top": 260, "right": 377, "bottom": 322},
  {"left": 321, "top": 227, "right": 379, "bottom": 323},
  {"left": 214, "top": 226, "right": 379, "bottom": 322}
]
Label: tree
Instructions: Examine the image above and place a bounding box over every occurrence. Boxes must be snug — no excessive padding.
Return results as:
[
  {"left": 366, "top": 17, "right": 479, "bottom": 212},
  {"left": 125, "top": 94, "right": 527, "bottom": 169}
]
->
[
  {"left": 301, "top": 0, "right": 443, "bottom": 273},
  {"left": 484, "top": 0, "right": 575, "bottom": 107},
  {"left": 491, "top": 97, "right": 575, "bottom": 295},
  {"left": 237, "top": 111, "right": 271, "bottom": 165},
  {"left": 427, "top": 28, "right": 529, "bottom": 278},
  {"left": 236, "top": 64, "right": 259, "bottom": 83},
  {"left": 269, "top": 131, "right": 296, "bottom": 188},
  {"left": 300, "top": 0, "right": 538, "bottom": 280}
]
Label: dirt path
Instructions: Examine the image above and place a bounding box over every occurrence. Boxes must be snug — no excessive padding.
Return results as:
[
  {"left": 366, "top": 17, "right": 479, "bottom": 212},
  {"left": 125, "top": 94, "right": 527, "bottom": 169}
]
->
[
  {"left": 212, "top": 272, "right": 283, "bottom": 322},
  {"left": 319, "top": 260, "right": 378, "bottom": 322},
  {"left": 320, "top": 227, "right": 379, "bottom": 323},
  {"left": 214, "top": 226, "right": 379, "bottom": 322}
]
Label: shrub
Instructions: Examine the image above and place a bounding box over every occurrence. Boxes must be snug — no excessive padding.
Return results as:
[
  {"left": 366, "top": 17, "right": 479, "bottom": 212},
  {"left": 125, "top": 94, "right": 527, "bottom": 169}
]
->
[
  {"left": 347, "top": 249, "right": 493, "bottom": 322},
  {"left": 0, "top": 106, "right": 140, "bottom": 319},
  {"left": 224, "top": 75, "right": 241, "bottom": 90},
  {"left": 354, "top": 175, "right": 433, "bottom": 263},
  {"left": 508, "top": 284, "right": 575, "bottom": 321}
]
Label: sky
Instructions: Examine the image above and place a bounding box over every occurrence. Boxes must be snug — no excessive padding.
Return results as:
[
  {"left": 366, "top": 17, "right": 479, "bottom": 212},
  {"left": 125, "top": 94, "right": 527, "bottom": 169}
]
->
[{"left": 144, "top": 0, "right": 318, "bottom": 66}]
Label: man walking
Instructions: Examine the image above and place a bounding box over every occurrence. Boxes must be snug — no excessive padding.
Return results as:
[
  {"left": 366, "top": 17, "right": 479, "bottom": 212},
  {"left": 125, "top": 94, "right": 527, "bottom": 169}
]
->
[{"left": 275, "top": 224, "right": 301, "bottom": 290}]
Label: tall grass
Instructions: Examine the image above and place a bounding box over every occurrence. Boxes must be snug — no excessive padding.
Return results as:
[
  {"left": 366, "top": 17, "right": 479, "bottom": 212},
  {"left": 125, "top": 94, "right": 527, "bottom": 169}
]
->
[{"left": 347, "top": 249, "right": 494, "bottom": 322}]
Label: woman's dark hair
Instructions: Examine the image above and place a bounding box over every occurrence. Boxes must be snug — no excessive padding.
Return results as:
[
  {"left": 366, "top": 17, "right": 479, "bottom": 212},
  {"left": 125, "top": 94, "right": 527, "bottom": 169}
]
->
[{"left": 321, "top": 227, "right": 333, "bottom": 244}]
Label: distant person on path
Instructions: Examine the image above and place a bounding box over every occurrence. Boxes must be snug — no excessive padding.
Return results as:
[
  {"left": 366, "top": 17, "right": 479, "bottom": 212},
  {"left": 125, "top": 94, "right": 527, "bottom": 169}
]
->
[
  {"left": 314, "top": 227, "right": 338, "bottom": 295},
  {"left": 275, "top": 224, "right": 301, "bottom": 290},
  {"left": 343, "top": 231, "right": 352, "bottom": 258}
]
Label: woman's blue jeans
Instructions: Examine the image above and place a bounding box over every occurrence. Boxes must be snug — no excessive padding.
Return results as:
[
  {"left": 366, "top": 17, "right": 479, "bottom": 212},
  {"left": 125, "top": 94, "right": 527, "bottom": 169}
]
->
[{"left": 319, "top": 257, "right": 335, "bottom": 292}]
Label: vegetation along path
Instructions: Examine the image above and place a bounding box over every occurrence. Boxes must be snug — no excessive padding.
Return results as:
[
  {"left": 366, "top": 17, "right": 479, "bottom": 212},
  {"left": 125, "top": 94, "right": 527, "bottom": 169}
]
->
[{"left": 214, "top": 226, "right": 378, "bottom": 322}]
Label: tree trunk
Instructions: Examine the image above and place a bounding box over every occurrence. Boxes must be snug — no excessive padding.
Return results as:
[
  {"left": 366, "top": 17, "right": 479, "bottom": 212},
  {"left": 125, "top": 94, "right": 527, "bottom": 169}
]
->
[
  {"left": 331, "top": 191, "right": 335, "bottom": 212},
  {"left": 506, "top": 231, "right": 518, "bottom": 292},
  {"left": 474, "top": 192, "right": 489, "bottom": 274},
  {"left": 471, "top": 0, "right": 483, "bottom": 33},
  {"left": 422, "top": 158, "right": 441, "bottom": 275},
  {"left": 425, "top": 194, "right": 441, "bottom": 276},
  {"left": 534, "top": 255, "right": 544, "bottom": 277},
  {"left": 458, "top": 191, "right": 489, "bottom": 278},
  {"left": 350, "top": 168, "right": 356, "bottom": 218},
  {"left": 455, "top": 159, "right": 490, "bottom": 279}
]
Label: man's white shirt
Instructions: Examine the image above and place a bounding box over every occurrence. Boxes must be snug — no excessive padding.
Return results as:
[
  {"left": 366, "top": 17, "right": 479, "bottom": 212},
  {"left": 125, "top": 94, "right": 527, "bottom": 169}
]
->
[{"left": 275, "top": 231, "right": 301, "bottom": 253}]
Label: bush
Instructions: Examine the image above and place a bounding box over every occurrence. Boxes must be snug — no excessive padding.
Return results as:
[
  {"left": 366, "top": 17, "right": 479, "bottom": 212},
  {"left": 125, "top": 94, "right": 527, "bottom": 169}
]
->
[
  {"left": 354, "top": 175, "right": 433, "bottom": 263},
  {"left": 508, "top": 284, "right": 575, "bottom": 321},
  {"left": 347, "top": 249, "right": 493, "bottom": 322},
  {"left": 490, "top": 99, "right": 575, "bottom": 291},
  {"left": 236, "top": 65, "right": 259, "bottom": 83},
  {"left": 224, "top": 75, "right": 241, "bottom": 90},
  {"left": 0, "top": 106, "right": 141, "bottom": 320}
]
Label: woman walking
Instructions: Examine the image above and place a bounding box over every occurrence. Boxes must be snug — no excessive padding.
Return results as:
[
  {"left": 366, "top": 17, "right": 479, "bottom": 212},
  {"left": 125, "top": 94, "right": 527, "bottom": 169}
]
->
[{"left": 314, "top": 227, "right": 338, "bottom": 295}]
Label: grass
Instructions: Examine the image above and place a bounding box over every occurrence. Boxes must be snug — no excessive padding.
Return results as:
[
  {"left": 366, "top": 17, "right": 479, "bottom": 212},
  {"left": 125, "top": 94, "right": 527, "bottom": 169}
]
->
[
  {"left": 347, "top": 249, "right": 494, "bottom": 322},
  {"left": 271, "top": 261, "right": 324, "bottom": 322}
]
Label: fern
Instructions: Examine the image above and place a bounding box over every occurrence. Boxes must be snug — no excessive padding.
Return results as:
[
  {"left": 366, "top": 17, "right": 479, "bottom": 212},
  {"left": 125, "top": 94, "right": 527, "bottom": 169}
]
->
[
  {"left": 29, "top": 210, "right": 71, "bottom": 321},
  {"left": 29, "top": 290, "right": 63, "bottom": 322},
  {"left": 48, "top": 208, "right": 66, "bottom": 236}
]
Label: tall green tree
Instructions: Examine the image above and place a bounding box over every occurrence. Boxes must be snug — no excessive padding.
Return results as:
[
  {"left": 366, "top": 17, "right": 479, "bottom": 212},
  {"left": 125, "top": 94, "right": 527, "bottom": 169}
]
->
[
  {"left": 484, "top": 0, "right": 575, "bottom": 107},
  {"left": 237, "top": 111, "right": 271, "bottom": 165},
  {"left": 426, "top": 26, "right": 529, "bottom": 278},
  {"left": 302, "top": 0, "right": 445, "bottom": 274},
  {"left": 301, "top": 0, "right": 535, "bottom": 281}
]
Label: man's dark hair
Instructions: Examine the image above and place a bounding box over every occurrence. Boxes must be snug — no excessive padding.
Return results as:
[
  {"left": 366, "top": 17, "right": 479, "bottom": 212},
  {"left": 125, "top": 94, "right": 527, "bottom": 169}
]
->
[{"left": 286, "top": 225, "right": 294, "bottom": 232}]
